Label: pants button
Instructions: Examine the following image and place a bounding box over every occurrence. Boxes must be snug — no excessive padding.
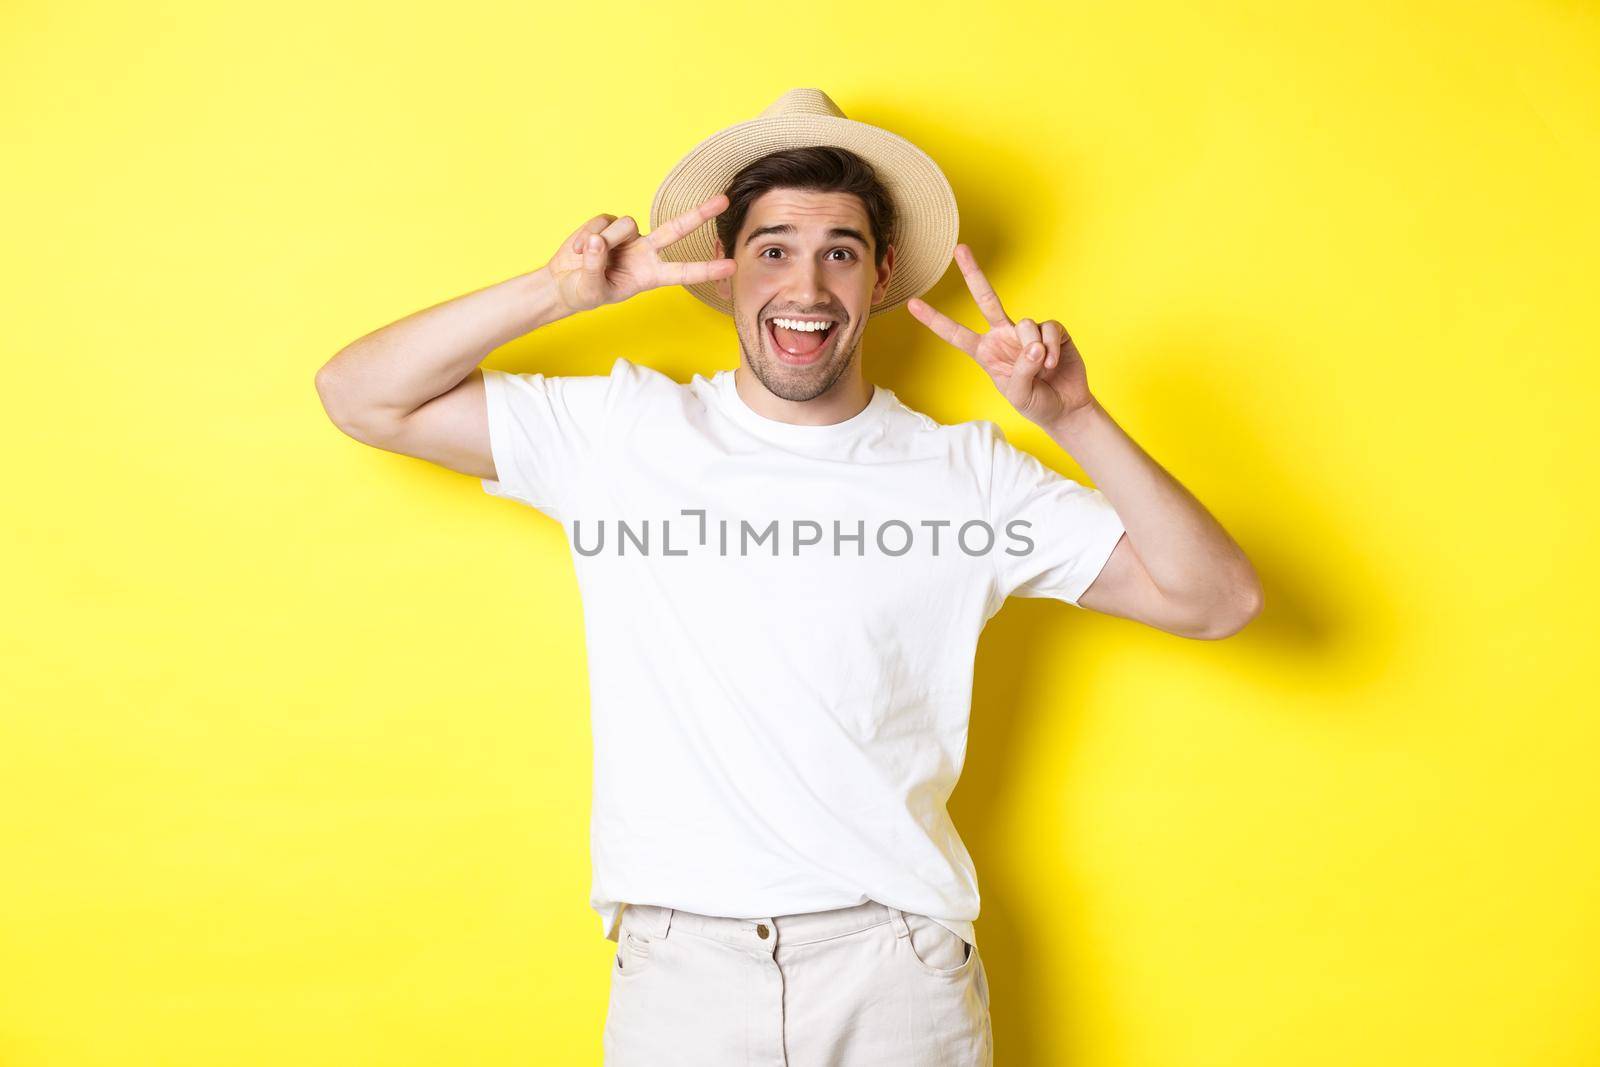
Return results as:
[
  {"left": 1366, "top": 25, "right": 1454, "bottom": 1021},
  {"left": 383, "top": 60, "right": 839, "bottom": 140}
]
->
[{"left": 756, "top": 924, "right": 770, "bottom": 939}]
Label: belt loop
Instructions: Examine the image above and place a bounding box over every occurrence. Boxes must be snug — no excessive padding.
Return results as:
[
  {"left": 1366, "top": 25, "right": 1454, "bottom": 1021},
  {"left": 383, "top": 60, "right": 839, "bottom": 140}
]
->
[
  {"left": 888, "top": 906, "right": 911, "bottom": 939},
  {"left": 657, "top": 906, "right": 675, "bottom": 940}
]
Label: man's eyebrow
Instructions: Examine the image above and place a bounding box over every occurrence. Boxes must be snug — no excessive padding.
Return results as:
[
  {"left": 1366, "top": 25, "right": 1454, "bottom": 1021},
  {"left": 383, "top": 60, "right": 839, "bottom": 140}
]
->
[{"left": 743, "top": 223, "right": 870, "bottom": 249}]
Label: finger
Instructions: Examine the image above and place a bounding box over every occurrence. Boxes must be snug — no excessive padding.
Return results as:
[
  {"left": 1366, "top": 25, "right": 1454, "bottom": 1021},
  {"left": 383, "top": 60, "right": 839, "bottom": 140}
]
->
[
  {"left": 905, "top": 296, "right": 981, "bottom": 358},
  {"left": 953, "top": 244, "right": 1012, "bottom": 329},
  {"left": 1040, "top": 320, "right": 1063, "bottom": 371},
  {"left": 571, "top": 214, "right": 618, "bottom": 254},
  {"left": 653, "top": 257, "right": 737, "bottom": 287},
  {"left": 1015, "top": 317, "right": 1043, "bottom": 364},
  {"left": 598, "top": 214, "right": 640, "bottom": 247},
  {"left": 1005, "top": 323, "right": 1047, "bottom": 408},
  {"left": 646, "top": 193, "right": 730, "bottom": 252},
  {"left": 583, "top": 232, "right": 608, "bottom": 277},
  {"left": 571, "top": 215, "right": 617, "bottom": 254}
]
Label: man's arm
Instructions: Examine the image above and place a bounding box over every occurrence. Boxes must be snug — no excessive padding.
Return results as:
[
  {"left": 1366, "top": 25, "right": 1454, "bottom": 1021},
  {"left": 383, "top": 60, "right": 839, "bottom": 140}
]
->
[
  {"left": 313, "top": 264, "right": 574, "bottom": 480},
  {"left": 905, "top": 244, "right": 1262, "bottom": 640},
  {"left": 312, "top": 196, "right": 736, "bottom": 479},
  {"left": 1043, "top": 399, "right": 1262, "bottom": 640}
]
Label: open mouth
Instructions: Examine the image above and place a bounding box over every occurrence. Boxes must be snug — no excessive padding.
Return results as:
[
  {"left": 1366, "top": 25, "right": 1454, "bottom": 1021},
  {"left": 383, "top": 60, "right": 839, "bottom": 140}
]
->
[{"left": 765, "top": 316, "right": 841, "bottom": 364}]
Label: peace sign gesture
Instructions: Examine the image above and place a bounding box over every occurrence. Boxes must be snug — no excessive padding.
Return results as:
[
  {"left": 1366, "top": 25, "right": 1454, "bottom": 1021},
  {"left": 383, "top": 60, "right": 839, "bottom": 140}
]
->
[
  {"left": 544, "top": 193, "right": 737, "bottom": 316},
  {"left": 907, "top": 244, "right": 1093, "bottom": 429}
]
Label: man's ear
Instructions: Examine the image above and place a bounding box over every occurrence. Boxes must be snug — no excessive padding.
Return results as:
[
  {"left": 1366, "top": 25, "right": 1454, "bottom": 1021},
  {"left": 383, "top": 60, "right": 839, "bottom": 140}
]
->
[
  {"left": 712, "top": 236, "right": 732, "bottom": 301},
  {"left": 872, "top": 243, "right": 896, "bottom": 305}
]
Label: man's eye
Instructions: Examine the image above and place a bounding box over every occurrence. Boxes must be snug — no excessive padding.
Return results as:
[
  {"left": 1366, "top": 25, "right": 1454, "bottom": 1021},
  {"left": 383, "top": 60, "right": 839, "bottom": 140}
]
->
[{"left": 759, "top": 248, "right": 855, "bottom": 260}]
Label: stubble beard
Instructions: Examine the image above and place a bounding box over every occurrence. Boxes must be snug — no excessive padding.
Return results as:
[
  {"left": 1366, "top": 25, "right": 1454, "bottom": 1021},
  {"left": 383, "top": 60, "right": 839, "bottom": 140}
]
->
[{"left": 734, "top": 307, "right": 860, "bottom": 403}]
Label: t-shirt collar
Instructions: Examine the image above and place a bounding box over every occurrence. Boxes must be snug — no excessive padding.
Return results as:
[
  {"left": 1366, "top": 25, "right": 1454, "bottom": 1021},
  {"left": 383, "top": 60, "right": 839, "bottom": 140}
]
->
[{"left": 715, "top": 367, "right": 893, "bottom": 445}]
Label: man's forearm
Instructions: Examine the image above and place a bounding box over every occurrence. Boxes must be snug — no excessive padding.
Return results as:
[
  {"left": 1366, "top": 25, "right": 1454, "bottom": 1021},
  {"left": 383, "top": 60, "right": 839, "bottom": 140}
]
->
[
  {"left": 1044, "top": 398, "right": 1261, "bottom": 618},
  {"left": 315, "top": 265, "right": 572, "bottom": 430}
]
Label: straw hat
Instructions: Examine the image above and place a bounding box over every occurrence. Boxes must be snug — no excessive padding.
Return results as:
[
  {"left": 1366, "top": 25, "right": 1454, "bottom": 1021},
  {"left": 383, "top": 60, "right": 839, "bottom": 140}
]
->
[{"left": 649, "top": 88, "right": 959, "bottom": 321}]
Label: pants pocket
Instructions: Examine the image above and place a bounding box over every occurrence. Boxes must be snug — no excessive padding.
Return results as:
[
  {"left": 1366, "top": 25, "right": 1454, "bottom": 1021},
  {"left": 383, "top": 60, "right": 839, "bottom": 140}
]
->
[
  {"left": 612, "top": 905, "right": 658, "bottom": 978},
  {"left": 902, "top": 911, "right": 978, "bottom": 977}
]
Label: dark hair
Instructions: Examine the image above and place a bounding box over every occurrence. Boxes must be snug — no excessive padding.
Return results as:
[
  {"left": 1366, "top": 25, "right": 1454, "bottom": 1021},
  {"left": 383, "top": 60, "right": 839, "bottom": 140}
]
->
[{"left": 715, "top": 146, "right": 897, "bottom": 271}]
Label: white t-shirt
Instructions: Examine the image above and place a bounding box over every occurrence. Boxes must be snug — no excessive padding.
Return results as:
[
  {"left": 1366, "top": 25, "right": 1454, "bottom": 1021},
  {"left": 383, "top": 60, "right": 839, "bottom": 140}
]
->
[{"left": 480, "top": 357, "right": 1126, "bottom": 949}]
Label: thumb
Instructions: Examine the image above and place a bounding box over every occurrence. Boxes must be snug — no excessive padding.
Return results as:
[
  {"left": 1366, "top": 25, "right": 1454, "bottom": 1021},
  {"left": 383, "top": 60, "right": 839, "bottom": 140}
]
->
[
  {"left": 1005, "top": 342, "right": 1046, "bottom": 410},
  {"left": 583, "top": 233, "right": 608, "bottom": 279}
]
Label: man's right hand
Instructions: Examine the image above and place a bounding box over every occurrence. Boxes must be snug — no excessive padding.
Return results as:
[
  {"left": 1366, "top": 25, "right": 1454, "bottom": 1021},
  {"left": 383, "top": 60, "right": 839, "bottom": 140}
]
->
[{"left": 545, "top": 193, "right": 737, "bottom": 316}]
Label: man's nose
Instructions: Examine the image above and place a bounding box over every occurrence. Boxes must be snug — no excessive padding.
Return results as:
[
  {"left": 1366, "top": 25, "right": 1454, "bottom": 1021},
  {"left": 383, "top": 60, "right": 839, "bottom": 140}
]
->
[{"left": 787, "top": 257, "right": 824, "bottom": 305}]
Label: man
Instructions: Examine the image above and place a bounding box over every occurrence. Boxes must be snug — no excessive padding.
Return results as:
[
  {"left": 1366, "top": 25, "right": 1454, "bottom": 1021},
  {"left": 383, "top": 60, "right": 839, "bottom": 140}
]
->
[{"left": 315, "top": 88, "right": 1261, "bottom": 1066}]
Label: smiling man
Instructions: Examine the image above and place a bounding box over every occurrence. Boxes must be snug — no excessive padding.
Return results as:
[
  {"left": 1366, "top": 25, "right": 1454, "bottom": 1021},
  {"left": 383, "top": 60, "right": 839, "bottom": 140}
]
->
[
  {"left": 715, "top": 181, "right": 888, "bottom": 416},
  {"left": 314, "top": 88, "right": 1262, "bottom": 1066}
]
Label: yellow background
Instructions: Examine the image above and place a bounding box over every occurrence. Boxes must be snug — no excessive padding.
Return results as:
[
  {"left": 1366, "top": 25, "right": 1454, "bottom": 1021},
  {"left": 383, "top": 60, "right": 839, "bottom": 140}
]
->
[{"left": 4, "top": 1, "right": 1597, "bottom": 1063}]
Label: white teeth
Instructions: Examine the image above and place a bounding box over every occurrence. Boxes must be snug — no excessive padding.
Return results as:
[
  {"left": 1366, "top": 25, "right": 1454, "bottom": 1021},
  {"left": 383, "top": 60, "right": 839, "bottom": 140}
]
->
[{"left": 772, "top": 318, "right": 833, "bottom": 332}]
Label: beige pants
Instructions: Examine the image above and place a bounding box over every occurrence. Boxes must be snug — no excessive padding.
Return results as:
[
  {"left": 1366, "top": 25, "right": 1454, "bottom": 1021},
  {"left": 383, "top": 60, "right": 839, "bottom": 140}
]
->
[{"left": 603, "top": 898, "right": 993, "bottom": 1066}]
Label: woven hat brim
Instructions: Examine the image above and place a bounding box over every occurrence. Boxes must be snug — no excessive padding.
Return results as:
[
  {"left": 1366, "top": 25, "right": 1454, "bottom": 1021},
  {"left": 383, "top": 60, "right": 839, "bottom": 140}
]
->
[{"left": 650, "top": 114, "right": 958, "bottom": 321}]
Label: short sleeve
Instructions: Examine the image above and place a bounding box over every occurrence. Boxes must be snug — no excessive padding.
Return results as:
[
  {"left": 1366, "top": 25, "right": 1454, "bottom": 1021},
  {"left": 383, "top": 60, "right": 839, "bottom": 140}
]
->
[
  {"left": 985, "top": 423, "right": 1126, "bottom": 607},
  {"left": 480, "top": 357, "right": 632, "bottom": 519}
]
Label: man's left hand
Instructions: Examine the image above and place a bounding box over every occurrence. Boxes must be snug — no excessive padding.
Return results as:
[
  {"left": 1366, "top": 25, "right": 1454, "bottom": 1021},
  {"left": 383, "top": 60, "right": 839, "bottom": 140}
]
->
[{"left": 907, "top": 244, "right": 1094, "bottom": 429}]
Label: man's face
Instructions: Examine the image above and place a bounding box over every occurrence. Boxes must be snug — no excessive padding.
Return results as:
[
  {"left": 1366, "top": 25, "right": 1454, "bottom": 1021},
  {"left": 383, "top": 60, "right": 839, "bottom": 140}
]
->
[{"left": 713, "top": 188, "right": 895, "bottom": 403}]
